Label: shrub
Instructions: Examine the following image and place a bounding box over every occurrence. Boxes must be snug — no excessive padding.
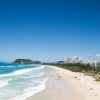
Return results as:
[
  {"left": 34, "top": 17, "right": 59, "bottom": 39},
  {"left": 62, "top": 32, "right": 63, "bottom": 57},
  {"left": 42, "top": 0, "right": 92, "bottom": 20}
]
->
[{"left": 94, "top": 75, "right": 100, "bottom": 81}]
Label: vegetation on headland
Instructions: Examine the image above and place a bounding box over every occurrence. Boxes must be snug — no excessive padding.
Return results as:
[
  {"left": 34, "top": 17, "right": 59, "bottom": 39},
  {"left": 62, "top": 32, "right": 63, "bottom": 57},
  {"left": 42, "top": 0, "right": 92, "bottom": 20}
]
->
[
  {"left": 43, "top": 63, "right": 100, "bottom": 81},
  {"left": 13, "top": 59, "right": 41, "bottom": 64}
]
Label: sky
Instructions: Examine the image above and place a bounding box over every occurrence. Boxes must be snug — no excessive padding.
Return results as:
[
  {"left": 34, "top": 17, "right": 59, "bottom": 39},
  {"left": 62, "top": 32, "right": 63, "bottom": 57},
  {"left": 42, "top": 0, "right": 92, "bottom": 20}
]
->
[{"left": 0, "top": 0, "right": 100, "bottom": 62}]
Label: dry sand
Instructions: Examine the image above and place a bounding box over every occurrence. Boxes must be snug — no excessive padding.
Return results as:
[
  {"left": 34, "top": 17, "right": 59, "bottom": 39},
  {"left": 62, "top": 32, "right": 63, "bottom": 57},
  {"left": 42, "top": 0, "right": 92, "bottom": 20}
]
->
[{"left": 26, "top": 65, "right": 100, "bottom": 100}]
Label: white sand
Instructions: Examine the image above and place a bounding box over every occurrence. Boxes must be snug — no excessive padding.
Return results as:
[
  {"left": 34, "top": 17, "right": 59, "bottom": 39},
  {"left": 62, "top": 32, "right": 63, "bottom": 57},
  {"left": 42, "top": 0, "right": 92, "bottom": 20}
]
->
[{"left": 26, "top": 65, "right": 100, "bottom": 100}]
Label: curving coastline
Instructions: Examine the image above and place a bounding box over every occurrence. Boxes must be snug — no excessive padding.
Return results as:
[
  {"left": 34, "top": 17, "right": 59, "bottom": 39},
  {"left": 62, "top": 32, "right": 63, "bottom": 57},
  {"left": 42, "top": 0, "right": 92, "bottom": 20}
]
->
[{"left": 26, "top": 65, "right": 100, "bottom": 100}]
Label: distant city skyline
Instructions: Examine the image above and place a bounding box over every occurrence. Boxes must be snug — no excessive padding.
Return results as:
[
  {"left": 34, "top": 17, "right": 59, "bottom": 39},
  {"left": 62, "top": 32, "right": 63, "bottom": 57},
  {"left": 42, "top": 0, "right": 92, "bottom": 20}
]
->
[{"left": 0, "top": 0, "right": 100, "bottom": 62}]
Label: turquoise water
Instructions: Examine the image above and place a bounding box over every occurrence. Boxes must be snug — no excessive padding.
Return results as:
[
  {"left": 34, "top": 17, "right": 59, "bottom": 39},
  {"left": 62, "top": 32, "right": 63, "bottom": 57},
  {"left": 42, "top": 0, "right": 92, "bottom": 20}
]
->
[{"left": 0, "top": 62, "right": 48, "bottom": 100}]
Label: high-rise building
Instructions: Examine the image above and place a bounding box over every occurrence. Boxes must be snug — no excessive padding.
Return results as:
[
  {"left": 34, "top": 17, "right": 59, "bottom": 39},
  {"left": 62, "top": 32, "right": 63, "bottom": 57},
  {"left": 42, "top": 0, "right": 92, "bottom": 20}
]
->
[
  {"left": 73, "top": 57, "right": 80, "bottom": 63},
  {"left": 95, "top": 62, "right": 100, "bottom": 68},
  {"left": 64, "top": 57, "right": 72, "bottom": 64}
]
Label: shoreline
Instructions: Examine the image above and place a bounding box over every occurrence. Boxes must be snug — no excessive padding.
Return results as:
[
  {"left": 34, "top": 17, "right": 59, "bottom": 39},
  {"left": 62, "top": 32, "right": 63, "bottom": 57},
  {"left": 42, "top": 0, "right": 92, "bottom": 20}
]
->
[{"left": 26, "top": 65, "right": 100, "bottom": 100}]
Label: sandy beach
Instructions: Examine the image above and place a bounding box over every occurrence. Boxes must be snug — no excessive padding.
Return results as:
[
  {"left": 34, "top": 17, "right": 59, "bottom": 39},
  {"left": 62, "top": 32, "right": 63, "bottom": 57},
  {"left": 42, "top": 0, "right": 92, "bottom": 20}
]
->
[{"left": 26, "top": 65, "right": 100, "bottom": 100}]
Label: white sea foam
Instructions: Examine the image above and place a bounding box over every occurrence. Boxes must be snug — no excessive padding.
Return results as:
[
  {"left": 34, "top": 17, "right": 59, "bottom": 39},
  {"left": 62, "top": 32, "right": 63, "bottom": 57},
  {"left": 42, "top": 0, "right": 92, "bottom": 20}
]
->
[
  {"left": 39, "top": 65, "right": 45, "bottom": 68},
  {"left": 0, "top": 79, "right": 12, "bottom": 88},
  {"left": 8, "top": 78, "right": 48, "bottom": 100},
  {"left": 21, "top": 72, "right": 45, "bottom": 79},
  {"left": 31, "top": 65, "right": 45, "bottom": 70},
  {"left": 0, "top": 65, "right": 47, "bottom": 100},
  {"left": 0, "top": 68, "right": 33, "bottom": 78}
]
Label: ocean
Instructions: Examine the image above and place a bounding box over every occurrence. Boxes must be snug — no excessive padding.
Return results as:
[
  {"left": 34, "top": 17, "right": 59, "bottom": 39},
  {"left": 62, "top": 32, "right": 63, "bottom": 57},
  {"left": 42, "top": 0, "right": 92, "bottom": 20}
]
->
[{"left": 0, "top": 62, "right": 48, "bottom": 100}]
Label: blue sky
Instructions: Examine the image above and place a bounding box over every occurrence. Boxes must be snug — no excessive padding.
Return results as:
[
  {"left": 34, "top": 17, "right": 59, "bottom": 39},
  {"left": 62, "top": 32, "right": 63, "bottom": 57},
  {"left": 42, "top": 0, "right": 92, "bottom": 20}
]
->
[{"left": 0, "top": 0, "right": 100, "bottom": 62}]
